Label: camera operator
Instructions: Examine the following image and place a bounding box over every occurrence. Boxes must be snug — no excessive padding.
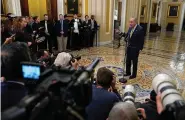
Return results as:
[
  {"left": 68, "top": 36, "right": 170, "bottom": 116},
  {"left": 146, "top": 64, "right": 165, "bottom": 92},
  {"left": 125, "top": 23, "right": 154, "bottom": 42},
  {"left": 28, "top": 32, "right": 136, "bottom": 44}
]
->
[
  {"left": 1, "top": 42, "right": 31, "bottom": 111},
  {"left": 86, "top": 67, "right": 122, "bottom": 120},
  {"left": 108, "top": 102, "right": 147, "bottom": 120},
  {"left": 53, "top": 52, "right": 80, "bottom": 70},
  {"left": 138, "top": 90, "right": 160, "bottom": 120}
]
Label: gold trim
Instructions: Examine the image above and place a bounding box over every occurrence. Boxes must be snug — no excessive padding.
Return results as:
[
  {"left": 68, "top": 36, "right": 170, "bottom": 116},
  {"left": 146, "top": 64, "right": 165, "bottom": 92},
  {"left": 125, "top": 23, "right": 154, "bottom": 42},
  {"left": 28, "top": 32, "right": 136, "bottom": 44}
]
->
[
  {"left": 167, "top": 4, "right": 180, "bottom": 18},
  {"left": 140, "top": 5, "right": 146, "bottom": 18},
  {"left": 64, "top": 0, "right": 82, "bottom": 17}
]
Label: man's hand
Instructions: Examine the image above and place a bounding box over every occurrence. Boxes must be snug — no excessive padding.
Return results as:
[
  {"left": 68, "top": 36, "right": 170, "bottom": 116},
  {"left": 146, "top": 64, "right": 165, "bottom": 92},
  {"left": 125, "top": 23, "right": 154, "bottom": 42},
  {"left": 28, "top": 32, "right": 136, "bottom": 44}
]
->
[
  {"left": 156, "top": 92, "right": 163, "bottom": 114},
  {"left": 137, "top": 108, "right": 146, "bottom": 120},
  {"left": 71, "top": 59, "right": 79, "bottom": 70},
  {"left": 4, "top": 37, "right": 13, "bottom": 44},
  {"left": 28, "top": 42, "right": 32, "bottom": 46}
]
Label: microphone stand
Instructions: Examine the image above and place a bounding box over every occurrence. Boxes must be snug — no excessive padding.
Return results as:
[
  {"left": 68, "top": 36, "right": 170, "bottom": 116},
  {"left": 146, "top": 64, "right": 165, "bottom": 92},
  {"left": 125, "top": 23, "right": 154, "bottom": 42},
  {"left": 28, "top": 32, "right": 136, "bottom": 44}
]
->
[{"left": 119, "top": 34, "right": 129, "bottom": 83}]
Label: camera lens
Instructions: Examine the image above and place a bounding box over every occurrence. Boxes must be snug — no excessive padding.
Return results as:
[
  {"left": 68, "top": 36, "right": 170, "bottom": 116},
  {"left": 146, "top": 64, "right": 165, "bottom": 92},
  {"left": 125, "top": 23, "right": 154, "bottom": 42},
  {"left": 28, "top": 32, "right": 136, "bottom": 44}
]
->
[
  {"left": 123, "top": 85, "right": 136, "bottom": 105},
  {"left": 152, "top": 74, "right": 184, "bottom": 108}
]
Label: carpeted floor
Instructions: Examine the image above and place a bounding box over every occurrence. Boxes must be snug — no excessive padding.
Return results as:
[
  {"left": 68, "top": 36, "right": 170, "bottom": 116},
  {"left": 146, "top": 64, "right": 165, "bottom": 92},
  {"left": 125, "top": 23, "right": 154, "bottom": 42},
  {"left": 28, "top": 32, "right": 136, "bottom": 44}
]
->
[{"left": 70, "top": 31, "right": 185, "bottom": 102}]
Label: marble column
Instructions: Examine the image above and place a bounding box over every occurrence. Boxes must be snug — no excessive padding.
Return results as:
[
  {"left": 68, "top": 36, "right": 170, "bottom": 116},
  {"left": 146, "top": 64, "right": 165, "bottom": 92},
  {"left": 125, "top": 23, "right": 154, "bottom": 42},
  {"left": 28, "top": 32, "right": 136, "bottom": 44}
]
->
[
  {"left": 124, "top": 0, "right": 140, "bottom": 31},
  {"left": 4, "top": 0, "right": 22, "bottom": 16},
  {"left": 57, "top": 0, "right": 64, "bottom": 18}
]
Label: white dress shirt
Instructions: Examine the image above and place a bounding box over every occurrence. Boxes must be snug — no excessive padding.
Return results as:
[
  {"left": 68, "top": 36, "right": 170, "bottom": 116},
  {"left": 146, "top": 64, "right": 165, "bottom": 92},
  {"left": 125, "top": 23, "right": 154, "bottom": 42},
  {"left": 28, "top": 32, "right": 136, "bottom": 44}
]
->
[{"left": 74, "top": 19, "right": 79, "bottom": 33}]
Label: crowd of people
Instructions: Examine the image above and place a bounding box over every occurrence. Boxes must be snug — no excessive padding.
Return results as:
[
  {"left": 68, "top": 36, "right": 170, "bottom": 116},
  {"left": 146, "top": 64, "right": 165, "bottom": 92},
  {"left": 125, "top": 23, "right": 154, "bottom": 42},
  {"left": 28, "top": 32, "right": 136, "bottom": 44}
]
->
[
  {"left": 1, "top": 14, "right": 185, "bottom": 120},
  {"left": 1, "top": 13, "right": 98, "bottom": 55}
]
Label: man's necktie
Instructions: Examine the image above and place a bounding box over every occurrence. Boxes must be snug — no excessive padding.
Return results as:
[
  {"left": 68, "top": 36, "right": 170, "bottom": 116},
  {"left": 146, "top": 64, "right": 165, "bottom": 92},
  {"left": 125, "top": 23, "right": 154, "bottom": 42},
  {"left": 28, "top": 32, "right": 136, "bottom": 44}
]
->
[
  {"left": 130, "top": 29, "right": 134, "bottom": 38},
  {"left": 61, "top": 20, "right": 63, "bottom": 31}
]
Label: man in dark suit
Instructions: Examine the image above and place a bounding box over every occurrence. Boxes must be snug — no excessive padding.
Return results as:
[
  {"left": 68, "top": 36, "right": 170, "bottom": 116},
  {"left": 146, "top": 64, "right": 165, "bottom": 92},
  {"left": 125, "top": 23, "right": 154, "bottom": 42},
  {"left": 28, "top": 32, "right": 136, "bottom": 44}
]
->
[
  {"left": 55, "top": 14, "right": 69, "bottom": 52},
  {"left": 89, "top": 15, "right": 97, "bottom": 47},
  {"left": 40, "top": 14, "right": 53, "bottom": 53},
  {"left": 124, "top": 17, "right": 144, "bottom": 79},
  {"left": 70, "top": 14, "right": 83, "bottom": 50}
]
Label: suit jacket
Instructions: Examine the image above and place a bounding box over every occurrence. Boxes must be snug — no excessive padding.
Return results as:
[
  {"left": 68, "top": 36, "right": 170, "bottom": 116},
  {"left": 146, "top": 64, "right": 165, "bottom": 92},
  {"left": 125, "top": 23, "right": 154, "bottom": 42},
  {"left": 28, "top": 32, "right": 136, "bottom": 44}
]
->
[
  {"left": 83, "top": 20, "right": 91, "bottom": 30},
  {"left": 126, "top": 25, "right": 144, "bottom": 59},
  {"left": 89, "top": 19, "right": 98, "bottom": 31},
  {"left": 126, "top": 25, "right": 144, "bottom": 50},
  {"left": 40, "top": 20, "right": 53, "bottom": 35},
  {"left": 55, "top": 19, "right": 69, "bottom": 37},
  {"left": 70, "top": 19, "right": 83, "bottom": 32}
]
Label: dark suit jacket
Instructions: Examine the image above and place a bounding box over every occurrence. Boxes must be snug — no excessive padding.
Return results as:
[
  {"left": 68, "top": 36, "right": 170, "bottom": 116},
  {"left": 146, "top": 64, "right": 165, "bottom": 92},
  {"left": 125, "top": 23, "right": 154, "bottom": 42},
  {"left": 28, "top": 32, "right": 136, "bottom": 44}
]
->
[
  {"left": 40, "top": 20, "right": 53, "bottom": 35},
  {"left": 140, "top": 101, "right": 160, "bottom": 120},
  {"left": 55, "top": 19, "right": 69, "bottom": 37},
  {"left": 126, "top": 25, "right": 144, "bottom": 59},
  {"left": 14, "top": 30, "right": 32, "bottom": 43},
  {"left": 70, "top": 19, "right": 83, "bottom": 32},
  {"left": 89, "top": 19, "right": 98, "bottom": 31},
  {"left": 83, "top": 20, "right": 91, "bottom": 30}
]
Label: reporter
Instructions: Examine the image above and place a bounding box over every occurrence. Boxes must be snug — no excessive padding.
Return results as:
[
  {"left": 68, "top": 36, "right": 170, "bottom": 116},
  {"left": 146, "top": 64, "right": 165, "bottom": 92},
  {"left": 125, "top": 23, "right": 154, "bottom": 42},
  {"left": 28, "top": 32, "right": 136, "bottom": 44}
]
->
[{"left": 1, "top": 42, "right": 31, "bottom": 111}]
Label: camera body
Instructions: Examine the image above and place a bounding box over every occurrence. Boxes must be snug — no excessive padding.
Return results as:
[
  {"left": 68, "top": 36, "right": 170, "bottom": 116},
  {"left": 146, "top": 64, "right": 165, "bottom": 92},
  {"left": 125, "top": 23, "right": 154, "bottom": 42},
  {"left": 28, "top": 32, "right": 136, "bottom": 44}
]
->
[{"left": 2, "top": 58, "right": 100, "bottom": 120}]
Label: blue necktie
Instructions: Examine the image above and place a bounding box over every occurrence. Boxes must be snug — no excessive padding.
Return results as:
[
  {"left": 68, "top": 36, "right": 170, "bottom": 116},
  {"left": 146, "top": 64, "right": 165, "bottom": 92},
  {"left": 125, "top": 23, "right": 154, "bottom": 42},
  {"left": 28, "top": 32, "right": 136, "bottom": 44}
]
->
[{"left": 61, "top": 20, "right": 63, "bottom": 31}]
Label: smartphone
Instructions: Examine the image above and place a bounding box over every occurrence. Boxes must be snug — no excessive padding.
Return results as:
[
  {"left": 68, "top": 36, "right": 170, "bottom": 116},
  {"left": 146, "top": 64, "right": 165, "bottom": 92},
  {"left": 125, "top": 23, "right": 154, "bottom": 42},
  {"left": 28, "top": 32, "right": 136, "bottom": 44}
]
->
[{"left": 21, "top": 62, "right": 41, "bottom": 80}]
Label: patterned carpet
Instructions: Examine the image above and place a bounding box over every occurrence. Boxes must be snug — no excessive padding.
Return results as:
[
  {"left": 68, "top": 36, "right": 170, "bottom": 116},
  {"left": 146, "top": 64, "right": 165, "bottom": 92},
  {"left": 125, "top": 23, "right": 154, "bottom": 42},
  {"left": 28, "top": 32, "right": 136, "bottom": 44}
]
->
[{"left": 70, "top": 31, "right": 185, "bottom": 102}]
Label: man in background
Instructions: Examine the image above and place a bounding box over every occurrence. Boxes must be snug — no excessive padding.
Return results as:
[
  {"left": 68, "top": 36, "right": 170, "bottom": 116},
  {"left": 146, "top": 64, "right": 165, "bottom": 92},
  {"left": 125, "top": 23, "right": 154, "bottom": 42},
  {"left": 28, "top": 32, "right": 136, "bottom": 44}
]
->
[
  {"left": 89, "top": 15, "right": 97, "bottom": 47},
  {"left": 55, "top": 14, "right": 69, "bottom": 52},
  {"left": 40, "top": 14, "right": 53, "bottom": 53}
]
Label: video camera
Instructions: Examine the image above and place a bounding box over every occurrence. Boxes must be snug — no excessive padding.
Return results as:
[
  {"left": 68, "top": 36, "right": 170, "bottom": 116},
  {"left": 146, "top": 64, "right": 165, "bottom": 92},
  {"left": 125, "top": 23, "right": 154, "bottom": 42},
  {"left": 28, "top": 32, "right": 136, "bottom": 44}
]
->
[{"left": 2, "top": 58, "right": 100, "bottom": 120}]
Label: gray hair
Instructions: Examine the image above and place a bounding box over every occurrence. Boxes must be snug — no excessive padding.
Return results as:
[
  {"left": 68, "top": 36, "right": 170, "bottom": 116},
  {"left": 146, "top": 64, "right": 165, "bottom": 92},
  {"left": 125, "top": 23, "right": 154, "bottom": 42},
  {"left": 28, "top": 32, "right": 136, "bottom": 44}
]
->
[
  {"left": 131, "top": 17, "right": 138, "bottom": 23},
  {"left": 54, "top": 52, "right": 72, "bottom": 67},
  {"left": 108, "top": 102, "right": 138, "bottom": 120}
]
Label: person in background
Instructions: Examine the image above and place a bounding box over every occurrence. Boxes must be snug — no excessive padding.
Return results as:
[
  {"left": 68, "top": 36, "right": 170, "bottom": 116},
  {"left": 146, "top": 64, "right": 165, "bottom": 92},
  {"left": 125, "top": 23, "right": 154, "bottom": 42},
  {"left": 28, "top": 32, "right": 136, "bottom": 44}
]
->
[
  {"left": 32, "top": 16, "right": 45, "bottom": 51},
  {"left": 89, "top": 15, "right": 97, "bottom": 47},
  {"left": 70, "top": 14, "right": 83, "bottom": 50},
  {"left": 82, "top": 15, "right": 91, "bottom": 48},
  {"left": 1, "top": 42, "right": 31, "bottom": 111},
  {"left": 55, "top": 14, "right": 69, "bottom": 52},
  {"left": 40, "top": 14, "right": 53, "bottom": 53},
  {"left": 36, "top": 49, "right": 51, "bottom": 68},
  {"left": 13, "top": 17, "right": 32, "bottom": 46},
  {"left": 86, "top": 67, "right": 121, "bottom": 120},
  {"left": 25, "top": 16, "right": 33, "bottom": 34}
]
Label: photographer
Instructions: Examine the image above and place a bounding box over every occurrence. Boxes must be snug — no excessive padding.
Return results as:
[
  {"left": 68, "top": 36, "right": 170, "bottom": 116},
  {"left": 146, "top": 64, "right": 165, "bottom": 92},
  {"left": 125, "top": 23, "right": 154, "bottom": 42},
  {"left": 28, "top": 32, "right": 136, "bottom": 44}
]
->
[
  {"left": 1, "top": 42, "right": 31, "bottom": 111},
  {"left": 53, "top": 52, "right": 80, "bottom": 70},
  {"left": 36, "top": 49, "right": 51, "bottom": 68},
  {"left": 156, "top": 93, "right": 185, "bottom": 120},
  {"left": 138, "top": 90, "right": 160, "bottom": 120},
  {"left": 108, "top": 102, "right": 147, "bottom": 120},
  {"left": 86, "top": 67, "right": 121, "bottom": 120}
]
